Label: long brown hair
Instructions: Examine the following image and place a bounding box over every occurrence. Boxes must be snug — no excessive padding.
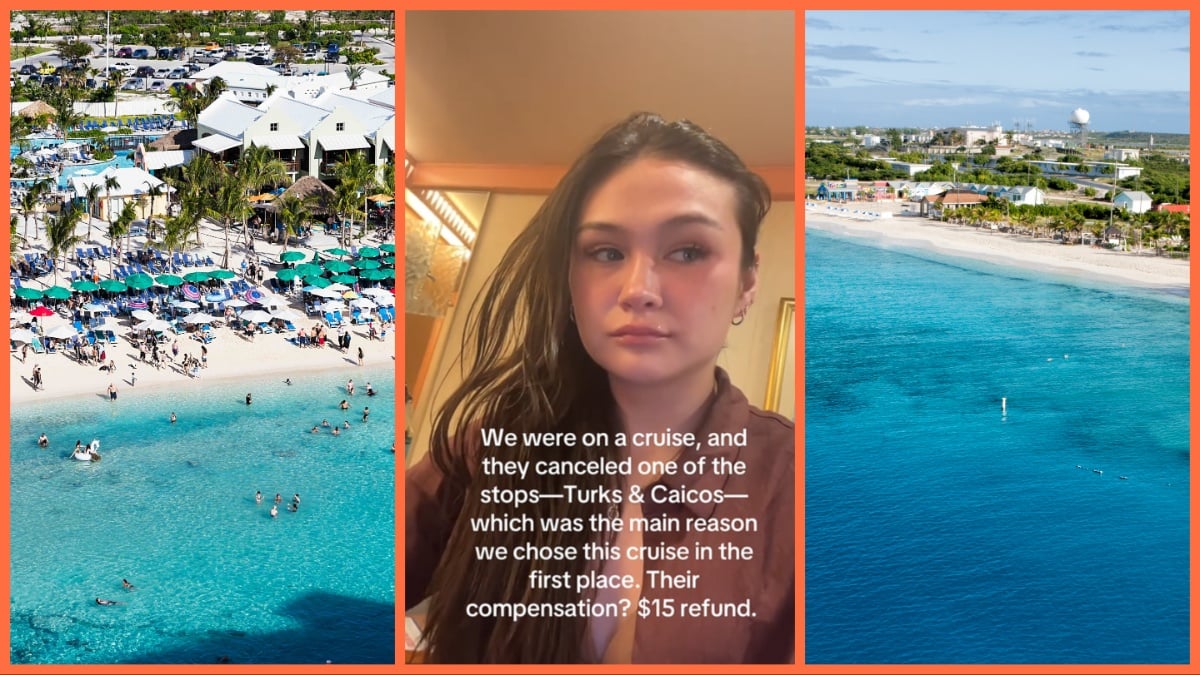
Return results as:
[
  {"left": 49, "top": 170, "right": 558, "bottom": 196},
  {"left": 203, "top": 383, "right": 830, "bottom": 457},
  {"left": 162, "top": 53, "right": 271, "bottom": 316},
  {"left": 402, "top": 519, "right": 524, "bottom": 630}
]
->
[{"left": 421, "top": 112, "right": 770, "bottom": 663}]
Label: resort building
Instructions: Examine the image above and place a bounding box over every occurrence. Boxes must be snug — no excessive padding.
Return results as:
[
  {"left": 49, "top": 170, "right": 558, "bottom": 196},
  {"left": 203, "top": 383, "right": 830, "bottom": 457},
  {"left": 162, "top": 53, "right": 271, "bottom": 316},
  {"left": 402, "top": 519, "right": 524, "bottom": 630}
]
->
[
  {"left": 193, "top": 85, "right": 395, "bottom": 183},
  {"left": 190, "top": 63, "right": 392, "bottom": 105},
  {"left": 1027, "top": 160, "right": 1144, "bottom": 181},
  {"left": 68, "top": 166, "right": 173, "bottom": 221},
  {"left": 882, "top": 159, "right": 933, "bottom": 177},
  {"left": 1113, "top": 190, "right": 1153, "bottom": 214},
  {"left": 1105, "top": 148, "right": 1140, "bottom": 162},
  {"left": 920, "top": 188, "right": 987, "bottom": 218}
]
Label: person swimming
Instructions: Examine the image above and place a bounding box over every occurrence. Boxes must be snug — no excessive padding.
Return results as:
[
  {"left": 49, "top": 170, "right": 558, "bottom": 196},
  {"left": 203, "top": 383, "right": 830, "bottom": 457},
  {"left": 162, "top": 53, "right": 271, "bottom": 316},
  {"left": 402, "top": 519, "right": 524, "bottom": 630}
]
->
[
  {"left": 284, "top": 378, "right": 292, "bottom": 386},
  {"left": 274, "top": 493, "right": 282, "bottom": 504},
  {"left": 321, "top": 419, "right": 330, "bottom": 427},
  {"left": 37, "top": 433, "right": 48, "bottom": 447},
  {"left": 122, "top": 579, "right": 136, "bottom": 591},
  {"left": 339, "top": 400, "right": 349, "bottom": 410},
  {"left": 270, "top": 504, "right": 278, "bottom": 518},
  {"left": 95, "top": 598, "right": 120, "bottom": 606},
  {"left": 311, "top": 426, "right": 320, "bottom": 433},
  {"left": 246, "top": 393, "right": 253, "bottom": 405},
  {"left": 255, "top": 491, "right": 263, "bottom": 503},
  {"left": 169, "top": 412, "right": 177, "bottom": 423},
  {"left": 332, "top": 427, "right": 340, "bottom": 436}
]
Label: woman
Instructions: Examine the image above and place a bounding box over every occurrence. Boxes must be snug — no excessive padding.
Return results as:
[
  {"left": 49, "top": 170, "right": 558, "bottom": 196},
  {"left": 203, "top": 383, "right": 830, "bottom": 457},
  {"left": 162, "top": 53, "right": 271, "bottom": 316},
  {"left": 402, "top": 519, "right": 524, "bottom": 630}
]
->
[{"left": 406, "top": 113, "right": 794, "bottom": 663}]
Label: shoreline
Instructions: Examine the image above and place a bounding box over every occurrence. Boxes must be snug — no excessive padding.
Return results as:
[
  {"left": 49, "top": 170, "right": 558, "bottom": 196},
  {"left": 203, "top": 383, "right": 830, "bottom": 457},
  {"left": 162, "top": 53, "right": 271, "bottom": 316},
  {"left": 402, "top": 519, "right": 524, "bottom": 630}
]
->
[{"left": 804, "top": 203, "right": 1190, "bottom": 296}]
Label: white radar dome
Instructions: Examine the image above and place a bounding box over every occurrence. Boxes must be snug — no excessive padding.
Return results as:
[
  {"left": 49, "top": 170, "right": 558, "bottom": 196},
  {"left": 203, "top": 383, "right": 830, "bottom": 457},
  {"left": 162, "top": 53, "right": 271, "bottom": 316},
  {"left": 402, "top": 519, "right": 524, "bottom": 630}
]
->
[{"left": 1069, "top": 108, "right": 1090, "bottom": 125}]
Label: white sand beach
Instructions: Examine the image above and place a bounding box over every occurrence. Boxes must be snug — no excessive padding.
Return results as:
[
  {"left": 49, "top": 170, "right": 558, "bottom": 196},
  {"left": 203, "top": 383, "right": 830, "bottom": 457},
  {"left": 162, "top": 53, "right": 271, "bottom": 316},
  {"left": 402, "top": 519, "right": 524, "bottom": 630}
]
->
[
  {"left": 11, "top": 214, "right": 396, "bottom": 406},
  {"left": 805, "top": 201, "right": 1190, "bottom": 292}
]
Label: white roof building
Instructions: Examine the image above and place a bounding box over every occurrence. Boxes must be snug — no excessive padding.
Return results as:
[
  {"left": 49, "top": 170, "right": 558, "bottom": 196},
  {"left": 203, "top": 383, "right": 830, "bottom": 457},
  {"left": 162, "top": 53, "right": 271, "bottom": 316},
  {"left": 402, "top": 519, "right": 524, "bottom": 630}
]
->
[
  {"left": 1114, "top": 190, "right": 1153, "bottom": 214},
  {"left": 69, "top": 166, "right": 174, "bottom": 221}
]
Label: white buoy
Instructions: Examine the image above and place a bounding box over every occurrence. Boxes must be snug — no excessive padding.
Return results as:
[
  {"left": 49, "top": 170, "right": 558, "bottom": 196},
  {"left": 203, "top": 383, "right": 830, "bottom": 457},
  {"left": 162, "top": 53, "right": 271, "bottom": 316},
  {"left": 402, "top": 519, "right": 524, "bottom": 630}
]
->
[{"left": 1001, "top": 397, "right": 1007, "bottom": 415}]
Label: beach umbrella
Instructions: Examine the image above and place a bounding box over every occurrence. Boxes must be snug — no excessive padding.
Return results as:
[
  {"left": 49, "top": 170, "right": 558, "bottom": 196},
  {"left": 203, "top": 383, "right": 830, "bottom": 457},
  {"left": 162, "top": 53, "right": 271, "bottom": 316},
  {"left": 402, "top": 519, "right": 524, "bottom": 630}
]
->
[
  {"left": 92, "top": 317, "right": 126, "bottom": 333},
  {"left": 170, "top": 299, "right": 199, "bottom": 309},
  {"left": 342, "top": 290, "right": 359, "bottom": 299},
  {"left": 302, "top": 275, "right": 332, "bottom": 288},
  {"left": 357, "top": 247, "right": 381, "bottom": 258},
  {"left": 357, "top": 269, "right": 387, "bottom": 281},
  {"left": 353, "top": 259, "right": 381, "bottom": 270},
  {"left": 380, "top": 256, "right": 395, "bottom": 265},
  {"left": 182, "top": 284, "right": 201, "bottom": 300},
  {"left": 29, "top": 306, "right": 55, "bottom": 317},
  {"left": 126, "top": 299, "right": 148, "bottom": 310},
  {"left": 83, "top": 303, "right": 110, "bottom": 314},
  {"left": 331, "top": 274, "right": 359, "bottom": 285},
  {"left": 379, "top": 269, "right": 395, "bottom": 279},
  {"left": 349, "top": 297, "right": 376, "bottom": 309},
  {"left": 183, "top": 312, "right": 218, "bottom": 324},
  {"left": 294, "top": 263, "right": 322, "bottom": 277},
  {"left": 11, "top": 310, "right": 33, "bottom": 323},
  {"left": 379, "top": 243, "right": 395, "bottom": 253},
  {"left": 136, "top": 319, "right": 173, "bottom": 332},
  {"left": 224, "top": 298, "right": 249, "bottom": 308},
  {"left": 240, "top": 309, "right": 273, "bottom": 323},
  {"left": 310, "top": 287, "right": 342, "bottom": 299},
  {"left": 324, "top": 247, "right": 351, "bottom": 257},
  {"left": 316, "top": 300, "right": 345, "bottom": 313},
  {"left": 183, "top": 271, "right": 211, "bottom": 283},
  {"left": 279, "top": 250, "right": 307, "bottom": 263},
  {"left": 47, "top": 324, "right": 79, "bottom": 340},
  {"left": 132, "top": 309, "right": 156, "bottom": 322},
  {"left": 155, "top": 274, "right": 184, "bottom": 286},
  {"left": 360, "top": 287, "right": 393, "bottom": 300},
  {"left": 10, "top": 328, "right": 35, "bottom": 343},
  {"left": 125, "top": 273, "right": 154, "bottom": 290},
  {"left": 43, "top": 286, "right": 73, "bottom": 300},
  {"left": 69, "top": 280, "right": 98, "bottom": 292},
  {"left": 209, "top": 269, "right": 236, "bottom": 280},
  {"left": 325, "top": 283, "right": 350, "bottom": 292},
  {"left": 244, "top": 287, "right": 266, "bottom": 304},
  {"left": 323, "top": 260, "right": 352, "bottom": 273},
  {"left": 276, "top": 269, "right": 300, "bottom": 282},
  {"left": 271, "top": 308, "right": 304, "bottom": 322},
  {"left": 98, "top": 279, "right": 127, "bottom": 293}
]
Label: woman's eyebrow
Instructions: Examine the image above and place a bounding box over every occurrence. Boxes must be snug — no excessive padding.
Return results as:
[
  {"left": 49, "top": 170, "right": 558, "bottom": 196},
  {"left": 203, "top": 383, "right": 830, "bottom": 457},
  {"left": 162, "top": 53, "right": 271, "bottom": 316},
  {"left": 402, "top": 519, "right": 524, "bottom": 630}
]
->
[{"left": 578, "top": 212, "right": 724, "bottom": 233}]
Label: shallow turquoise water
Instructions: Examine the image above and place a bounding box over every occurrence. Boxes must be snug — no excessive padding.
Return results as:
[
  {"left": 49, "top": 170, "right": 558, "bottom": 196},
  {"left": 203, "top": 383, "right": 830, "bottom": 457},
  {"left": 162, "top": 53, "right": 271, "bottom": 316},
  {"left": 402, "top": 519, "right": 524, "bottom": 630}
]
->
[{"left": 10, "top": 366, "right": 396, "bottom": 664}]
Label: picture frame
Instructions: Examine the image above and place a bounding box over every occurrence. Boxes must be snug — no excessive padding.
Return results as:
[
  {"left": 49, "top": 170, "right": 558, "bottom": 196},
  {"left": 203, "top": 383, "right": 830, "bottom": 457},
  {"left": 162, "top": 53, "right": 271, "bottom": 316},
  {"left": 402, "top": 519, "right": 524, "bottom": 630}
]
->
[{"left": 763, "top": 297, "right": 795, "bottom": 419}]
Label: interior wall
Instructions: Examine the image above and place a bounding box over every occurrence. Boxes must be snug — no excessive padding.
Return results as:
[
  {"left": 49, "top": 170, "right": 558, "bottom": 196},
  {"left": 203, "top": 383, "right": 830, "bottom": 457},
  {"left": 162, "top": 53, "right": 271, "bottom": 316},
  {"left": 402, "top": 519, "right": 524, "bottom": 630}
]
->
[{"left": 408, "top": 194, "right": 796, "bottom": 466}]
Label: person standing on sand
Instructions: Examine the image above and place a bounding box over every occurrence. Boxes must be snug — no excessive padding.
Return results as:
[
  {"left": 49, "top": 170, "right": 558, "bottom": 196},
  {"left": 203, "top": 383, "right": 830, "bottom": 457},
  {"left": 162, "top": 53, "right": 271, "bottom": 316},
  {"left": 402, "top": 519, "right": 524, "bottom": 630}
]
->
[
  {"left": 32, "top": 364, "right": 42, "bottom": 390},
  {"left": 357, "top": 347, "right": 364, "bottom": 367}
]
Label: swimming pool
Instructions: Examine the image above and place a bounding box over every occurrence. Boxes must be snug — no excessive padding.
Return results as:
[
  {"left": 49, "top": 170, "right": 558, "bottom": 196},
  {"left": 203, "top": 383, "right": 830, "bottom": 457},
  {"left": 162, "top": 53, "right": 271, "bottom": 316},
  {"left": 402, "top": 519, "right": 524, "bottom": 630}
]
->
[{"left": 10, "top": 366, "right": 396, "bottom": 664}]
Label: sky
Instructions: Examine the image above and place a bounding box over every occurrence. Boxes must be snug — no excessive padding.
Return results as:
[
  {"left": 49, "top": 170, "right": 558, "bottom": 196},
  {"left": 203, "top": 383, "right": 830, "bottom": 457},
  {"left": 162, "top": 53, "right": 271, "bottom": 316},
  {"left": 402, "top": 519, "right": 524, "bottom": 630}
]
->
[{"left": 805, "top": 11, "right": 1190, "bottom": 133}]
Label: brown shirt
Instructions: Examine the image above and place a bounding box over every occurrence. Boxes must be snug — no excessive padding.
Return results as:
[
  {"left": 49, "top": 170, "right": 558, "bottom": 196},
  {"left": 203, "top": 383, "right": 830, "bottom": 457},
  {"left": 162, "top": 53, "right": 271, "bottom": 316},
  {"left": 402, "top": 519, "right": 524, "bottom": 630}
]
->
[{"left": 406, "top": 368, "right": 795, "bottom": 663}]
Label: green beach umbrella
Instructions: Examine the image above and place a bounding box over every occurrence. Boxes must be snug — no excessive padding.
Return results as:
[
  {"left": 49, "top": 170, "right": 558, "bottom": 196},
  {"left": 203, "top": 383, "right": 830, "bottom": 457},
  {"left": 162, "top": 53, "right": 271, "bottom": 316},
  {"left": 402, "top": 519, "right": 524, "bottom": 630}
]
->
[
  {"left": 379, "top": 268, "right": 395, "bottom": 279},
  {"left": 356, "top": 246, "right": 381, "bottom": 258},
  {"left": 380, "top": 256, "right": 395, "bottom": 266},
  {"left": 70, "top": 280, "right": 99, "bottom": 292},
  {"left": 303, "top": 275, "right": 332, "bottom": 288},
  {"left": 15, "top": 287, "right": 44, "bottom": 300},
  {"left": 276, "top": 268, "right": 300, "bottom": 282},
  {"left": 209, "top": 269, "right": 236, "bottom": 280},
  {"left": 43, "top": 286, "right": 73, "bottom": 300},
  {"left": 353, "top": 259, "right": 381, "bottom": 270},
  {"left": 358, "top": 269, "right": 387, "bottom": 281},
  {"left": 331, "top": 274, "right": 359, "bottom": 284},
  {"left": 155, "top": 274, "right": 184, "bottom": 287},
  {"left": 323, "top": 260, "right": 352, "bottom": 273},
  {"left": 98, "top": 279, "right": 128, "bottom": 293},
  {"left": 279, "top": 250, "right": 308, "bottom": 263},
  {"left": 324, "top": 247, "right": 351, "bottom": 257},
  {"left": 183, "top": 271, "right": 211, "bottom": 283},
  {"left": 124, "top": 273, "right": 154, "bottom": 290},
  {"left": 294, "top": 263, "right": 322, "bottom": 277},
  {"left": 379, "top": 243, "right": 395, "bottom": 253}
]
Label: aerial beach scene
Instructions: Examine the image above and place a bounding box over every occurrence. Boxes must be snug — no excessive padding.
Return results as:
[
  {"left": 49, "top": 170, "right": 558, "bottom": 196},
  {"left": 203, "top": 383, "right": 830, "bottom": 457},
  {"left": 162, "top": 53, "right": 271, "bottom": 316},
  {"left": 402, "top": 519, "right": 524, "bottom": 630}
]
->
[
  {"left": 805, "top": 11, "right": 1189, "bottom": 664},
  {"left": 9, "top": 10, "right": 397, "bottom": 664}
]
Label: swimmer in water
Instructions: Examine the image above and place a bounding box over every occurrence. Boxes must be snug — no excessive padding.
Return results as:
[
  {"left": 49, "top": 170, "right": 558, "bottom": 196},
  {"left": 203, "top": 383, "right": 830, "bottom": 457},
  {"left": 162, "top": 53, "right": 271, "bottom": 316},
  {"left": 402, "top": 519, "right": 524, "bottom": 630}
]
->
[
  {"left": 311, "top": 426, "right": 320, "bottom": 433},
  {"left": 270, "top": 504, "right": 278, "bottom": 518},
  {"left": 274, "top": 493, "right": 282, "bottom": 504},
  {"left": 284, "top": 378, "right": 292, "bottom": 385},
  {"left": 339, "top": 400, "right": 349, "bottom": 410},
  {"left": 255, "top": 491, "right": 263, "bottom": 503},
  {"left": 332, "top": 427, "right": 340, "bottom": 436},
  {"left": 321, "top": 419, "right": 330, "bottom": 428},
  {"left": 246, "top": 393, "right": 253, "bottom": 405},
  {"left": 122, "top": 579, "right": 136, "bottom": 591},
  {"left": 169, "top": 412, "right": 177, "bottom": 423},
  {"left": 37, "top": 433, "right": 48, "bottom": 447},
  {"left": 343, "top": 420, "right": 351, "bottom": 429},
  {"left": 96, "top": 598, "right": 121, "bottom": 606}
]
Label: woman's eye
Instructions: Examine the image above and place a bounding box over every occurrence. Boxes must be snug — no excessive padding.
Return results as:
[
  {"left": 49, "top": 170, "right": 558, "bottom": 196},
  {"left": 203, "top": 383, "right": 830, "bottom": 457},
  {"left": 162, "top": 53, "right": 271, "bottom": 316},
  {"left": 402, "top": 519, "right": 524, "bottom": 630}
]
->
[
  {"left": 587, "top": 247, "right": 623, "bottom": 262},
  {"left": 668, "top": 245, "right": 708, "bottom": 263}
]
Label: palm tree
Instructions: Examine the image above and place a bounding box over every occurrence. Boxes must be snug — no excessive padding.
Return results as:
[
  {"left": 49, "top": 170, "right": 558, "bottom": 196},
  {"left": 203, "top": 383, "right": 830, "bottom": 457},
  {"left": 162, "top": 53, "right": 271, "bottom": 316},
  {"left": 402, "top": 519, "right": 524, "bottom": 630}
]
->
[
  {"left": 208, "top": 173, "right": 248, "bottom": 269},
  {"left": 46, "top": 205, "right": 84, "bottom": 286},
  {"left": 274, "top": 194, "right": 308, "bottom": 258},
  {"left": 346, "top": 64, "right": 365, "bottom": 90},
  {"left": 83, "top": 183, "right": 102, "bottom": 222},
  {"left": 237, "top": 144, "right": 288, "bottom": 245},
  {"left": 18, "top": 185, "right": 44, "bottom": 243},
  {"left": 100, "top": 174, "right": 120, "bottom": 244},
  {"left": 145, "top": 182, "right": 164, "bottom": 237},
  {"left": 11, "top": 214, "right": 24, "bottom": 259},
  {"left": 109, "top": 201, "right": 136, "bottom": 275},
  {"left": 334, "top": 151, "right": 377, "bottom": 240}
]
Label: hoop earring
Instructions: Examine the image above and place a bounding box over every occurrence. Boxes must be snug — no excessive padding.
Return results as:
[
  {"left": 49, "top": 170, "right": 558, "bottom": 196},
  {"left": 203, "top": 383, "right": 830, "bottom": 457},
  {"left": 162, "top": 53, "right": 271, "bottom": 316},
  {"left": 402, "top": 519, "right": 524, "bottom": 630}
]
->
[{"left": 731, "top": 311, "right": 745, "bottom": 326}]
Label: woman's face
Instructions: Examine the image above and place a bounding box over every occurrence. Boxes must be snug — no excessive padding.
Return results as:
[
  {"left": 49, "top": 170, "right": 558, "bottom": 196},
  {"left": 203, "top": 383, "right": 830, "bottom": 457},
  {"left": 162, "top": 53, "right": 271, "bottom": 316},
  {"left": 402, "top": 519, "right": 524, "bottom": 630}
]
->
[{"left": 569, "top": 156, "right": 757, "bottom": 387}]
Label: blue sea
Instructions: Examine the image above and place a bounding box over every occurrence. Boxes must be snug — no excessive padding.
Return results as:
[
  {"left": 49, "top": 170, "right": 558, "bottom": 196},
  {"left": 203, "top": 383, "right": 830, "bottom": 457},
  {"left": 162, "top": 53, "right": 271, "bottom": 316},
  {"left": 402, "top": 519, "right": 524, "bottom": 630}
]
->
[
  {"left": 805, "top": 228, "right": 1189, "bottom": 664},
  {"left": 10, "top": 366, "right": 396, "bottom": 664}
]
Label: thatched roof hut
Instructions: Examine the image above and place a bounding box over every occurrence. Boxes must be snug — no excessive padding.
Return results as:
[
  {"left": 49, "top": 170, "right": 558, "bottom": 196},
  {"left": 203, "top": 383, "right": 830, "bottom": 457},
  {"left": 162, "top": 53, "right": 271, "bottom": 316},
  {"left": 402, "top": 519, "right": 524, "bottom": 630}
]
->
[
  {"left": 266, "top": 176, "right": 336, "bottom": 215},
  {"left": 17, "top": 100, "right": 57, "bottom": 118},
  {"left": 147, "top": 128, "right": 197, "bottom": 151}
]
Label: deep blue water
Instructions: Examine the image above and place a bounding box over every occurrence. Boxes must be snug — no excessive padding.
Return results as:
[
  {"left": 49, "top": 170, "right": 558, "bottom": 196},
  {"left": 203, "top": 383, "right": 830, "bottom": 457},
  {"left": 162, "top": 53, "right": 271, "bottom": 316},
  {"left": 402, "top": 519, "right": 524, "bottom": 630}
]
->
[
  {"left": 805, "top": 229, "right": 1190, "bottom": 664},
  {"left": 10, "top": 367, "right": 396, "bottom": 664}
]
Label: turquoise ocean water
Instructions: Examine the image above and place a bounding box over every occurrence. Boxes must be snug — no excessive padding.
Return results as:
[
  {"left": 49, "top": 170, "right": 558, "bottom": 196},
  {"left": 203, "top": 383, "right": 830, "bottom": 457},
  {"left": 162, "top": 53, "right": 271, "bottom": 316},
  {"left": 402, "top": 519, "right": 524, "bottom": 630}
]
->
[
  {"left": 10, "top": 366, "right": 396, "bottom": 664},
  {"left": 805, "top": 228, "right": 1189, "bottom": 664}
]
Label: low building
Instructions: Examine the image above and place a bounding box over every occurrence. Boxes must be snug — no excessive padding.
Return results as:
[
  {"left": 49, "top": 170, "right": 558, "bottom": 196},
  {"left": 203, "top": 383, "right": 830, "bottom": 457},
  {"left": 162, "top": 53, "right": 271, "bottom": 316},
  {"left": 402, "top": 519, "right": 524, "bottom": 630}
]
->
[
  {"left": 884, "top": 159, "right": 933, "bottom": 177},
  {"left": 69, "top": 166, "right": 174, "bottom": 221},
  {"left": 1105, "top": 148, "right": 1140, "bottom": 162},
  {"left": 1114, "top": 190, "right": 1153, "bottom": 214},
  {"left": 921, "top": 189, "right": 986, "bottom": 218}
]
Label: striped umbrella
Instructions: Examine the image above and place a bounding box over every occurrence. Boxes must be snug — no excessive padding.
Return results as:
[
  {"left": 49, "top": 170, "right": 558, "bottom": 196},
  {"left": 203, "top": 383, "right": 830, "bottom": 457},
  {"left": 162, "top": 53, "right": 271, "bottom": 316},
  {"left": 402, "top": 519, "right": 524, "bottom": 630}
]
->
[
  {"left": 182, "top": 284, "right": 201, "bottom": 300},
  {"left": 244, "top": 287, "right": 266, "bottom": 304},
  {"left": 127, "top": 299, "right": 149, "bottom": 309}
]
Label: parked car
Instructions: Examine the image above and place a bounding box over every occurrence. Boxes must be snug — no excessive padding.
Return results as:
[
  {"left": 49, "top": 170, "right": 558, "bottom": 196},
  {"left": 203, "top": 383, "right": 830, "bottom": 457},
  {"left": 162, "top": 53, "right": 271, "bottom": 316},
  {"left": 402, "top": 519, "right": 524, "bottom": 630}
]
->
[
  {"left": 168, "top": 67, "right": 187, "bottom": 79},
  {"left": 135, "top": 66, "right": 156, "bottom": 78},
  {"left": 185, "top": 63, "right": 204, "bottom": 73},
  {"left": 116, "top": 47, "right": 132, "bottom": 58},
  {"left": 248, "top": 56, "right": 271, "bottom": 66},
  {"left": 132, "top": 48, "right": 150, "bottom": 59},
  {"left": 170, "top": 47, "right": 184, "bottom": 59},
  {"left": 18, "top": 64, "right": 36, "bottom": 75},
  {"left": 121, "top": 77, "right": 145, "bottom": 90},
  {"left": 149, "top": 80, "right": 167, "bottom": 93},
  {"left": 154, "top": 68, "right": 171, "bottom": 78},
  {"left": 169, "top": 82, "right": 190, "bottom": 94},
  {"left": 157, "top": 48, "right": 171, "bottom": 60}
]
